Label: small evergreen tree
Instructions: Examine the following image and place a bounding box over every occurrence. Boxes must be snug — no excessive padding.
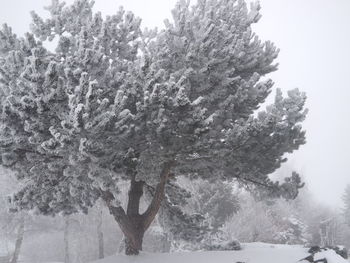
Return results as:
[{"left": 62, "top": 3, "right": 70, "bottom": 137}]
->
[
  {"left": 0, "top": 0, "right": 307, "bottom": 254},
  {"left": 156, "top": 178, "right": 240, "bottom": 250},
  {"left": 186, "top": 179, "right": 240, "bottom": 231}
]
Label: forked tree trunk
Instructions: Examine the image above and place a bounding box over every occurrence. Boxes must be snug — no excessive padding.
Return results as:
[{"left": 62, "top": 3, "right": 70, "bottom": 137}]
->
[
  {"left": 101, "top": 161, "right": 174, "bottom": 255},
  {"left": 10, "top": 216, "right": 24, "bottom": 263}
]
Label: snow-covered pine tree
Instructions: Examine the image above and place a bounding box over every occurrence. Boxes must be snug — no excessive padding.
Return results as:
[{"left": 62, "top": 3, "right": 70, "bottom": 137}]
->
[{"left": 0, "top": 0, "right": 307, "bottom": 255}]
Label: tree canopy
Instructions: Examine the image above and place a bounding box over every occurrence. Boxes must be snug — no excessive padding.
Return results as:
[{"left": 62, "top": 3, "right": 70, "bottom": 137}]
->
[{"left": 0, "top": 0, "right": 307, "bottom": 254}]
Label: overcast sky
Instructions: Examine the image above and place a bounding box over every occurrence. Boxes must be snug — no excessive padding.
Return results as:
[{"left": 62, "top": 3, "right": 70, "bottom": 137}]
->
[{"left": 0, "top": 0, "right": 349, "bottom": 208}]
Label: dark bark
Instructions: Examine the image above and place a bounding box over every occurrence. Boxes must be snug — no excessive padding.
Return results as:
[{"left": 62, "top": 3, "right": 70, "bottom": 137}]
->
[
  {"left": 124, "top": 228, "right": 144, "bottom": 255},
  {"left": 101, "top": 160, "right": 174, "bottom": 255},
  {"left": 124, "top": 177, "right": 145, "bottom": 255}
]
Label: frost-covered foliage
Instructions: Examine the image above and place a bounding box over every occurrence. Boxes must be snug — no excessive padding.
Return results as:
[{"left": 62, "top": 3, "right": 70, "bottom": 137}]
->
[
  {"left": 0, "top": 0, "right": 143, "bottom": 214},
  {"left": 275, "top": 211, "right": 308, "bottom": 245},
  {"left": 224, "top": 193, "right": 310, "bottom": 245},
  {"left": 270, "top": 209, "right": 308, "bottom": 245},
  {"left": 0, "top": 0, "right": 307, "bottom": 254},
  {"left": 223, "top": 185, "right": 350, "bottom": 248},
  {"left": 224, "top": 193, "right": 278, "bottom": 243}
]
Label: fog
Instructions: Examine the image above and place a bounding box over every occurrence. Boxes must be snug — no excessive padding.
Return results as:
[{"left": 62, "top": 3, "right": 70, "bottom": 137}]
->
[{"left": 0, "top": 0, "right": 349, "bottom": 207}]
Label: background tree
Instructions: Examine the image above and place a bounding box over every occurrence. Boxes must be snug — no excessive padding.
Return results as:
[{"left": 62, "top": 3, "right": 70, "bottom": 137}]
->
[
  {"left": 155, "top": 178, "right": 240, "bottom": 250},
  {"left": 224, "top": 193, "right": 279, "bottom": 243},
  {"left": 96, "top": 206, "right": 104, "bottom": 259},
  {"left": 342, "top": 185, "right": 350, "bottom": 227},
  {"left": 0, "top": 169, "right": 27, "bottom": 262},
  {"left": 223, "top": 183, "right": 350, "bottom": 248},
  {"left": 0, "top": 0, "right": 307, "bottom": 255},
  {"left": 183, "top": 178, "right": 240, "bottom": 231}
]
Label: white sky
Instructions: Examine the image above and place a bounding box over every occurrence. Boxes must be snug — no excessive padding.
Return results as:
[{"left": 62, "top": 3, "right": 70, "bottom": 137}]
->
[{"left": 0, "top": 0, "right": 349, "bottom": 208}]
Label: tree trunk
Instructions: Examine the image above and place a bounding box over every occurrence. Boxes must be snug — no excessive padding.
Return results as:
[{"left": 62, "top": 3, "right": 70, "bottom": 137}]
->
[
  {"left": 124, "top": 229, "right": 144, "bottom": 255},
  {"left": 10, "top": 215, "right": 24, "bottom": 263},
  {"left": 64, "top": 217, "right": 70, "bottom": 263},
  {"left": 101, "top": 161, "right": 174, "bottom": 255},
  {"left": 64, "top": 217, "right": 82, "bottom": 263},
  {"left": 97, "top": 209, "right": 104, "bottom": 259}
]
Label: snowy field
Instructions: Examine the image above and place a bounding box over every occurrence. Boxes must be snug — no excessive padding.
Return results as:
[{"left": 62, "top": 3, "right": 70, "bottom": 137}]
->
[{"left": 90, "top": 243, "right": 348, "bottom": 263}]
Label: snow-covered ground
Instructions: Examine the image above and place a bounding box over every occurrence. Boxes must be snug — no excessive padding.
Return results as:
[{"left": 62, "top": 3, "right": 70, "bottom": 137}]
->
[
  {"left": 2, "top": 242, "right": 347, "bottom": 263},
  {"left": 91, "top": 242, "right": 349, "bottom": 263}
]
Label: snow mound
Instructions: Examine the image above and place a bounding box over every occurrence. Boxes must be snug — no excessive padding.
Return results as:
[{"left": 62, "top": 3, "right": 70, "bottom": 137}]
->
[{"left": 314, "top": 250, "right": 348, "bottom": 263}]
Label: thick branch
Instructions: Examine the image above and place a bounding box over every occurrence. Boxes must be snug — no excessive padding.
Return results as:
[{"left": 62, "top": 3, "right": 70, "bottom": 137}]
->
[
  {"left": 14, "top": 148, "right": 64, "bottom": 160},
  {"left": 142, "top": 160, "right": 175, "bottom": 230},
  {"left": 239, "top": 177, "right": 274, "bottom": 189}
]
